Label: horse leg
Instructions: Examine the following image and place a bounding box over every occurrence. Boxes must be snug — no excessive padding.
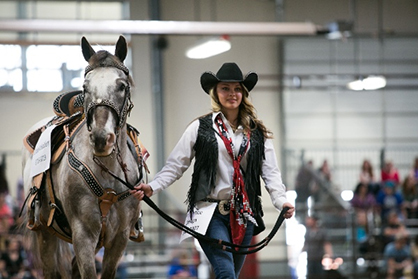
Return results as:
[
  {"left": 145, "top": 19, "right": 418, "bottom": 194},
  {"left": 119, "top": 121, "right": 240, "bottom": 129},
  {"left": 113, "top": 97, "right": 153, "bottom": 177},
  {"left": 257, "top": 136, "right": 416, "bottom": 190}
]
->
[
  {"left": 71, "top": 230, "right": 98, "bottom": 279},
  {"left": 101, "top": 236, "right": 129, "bottom": 279},
  {"left": 36, "top": 229, "right": 72, "bottom": 279}
]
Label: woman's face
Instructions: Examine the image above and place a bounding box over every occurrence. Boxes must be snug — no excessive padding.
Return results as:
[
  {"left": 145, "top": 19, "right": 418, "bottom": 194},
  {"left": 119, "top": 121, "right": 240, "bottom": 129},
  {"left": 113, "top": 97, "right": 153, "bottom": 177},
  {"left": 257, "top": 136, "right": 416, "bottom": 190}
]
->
[{"left": 216, "top": 82, "right": 243, "bottom": 112}]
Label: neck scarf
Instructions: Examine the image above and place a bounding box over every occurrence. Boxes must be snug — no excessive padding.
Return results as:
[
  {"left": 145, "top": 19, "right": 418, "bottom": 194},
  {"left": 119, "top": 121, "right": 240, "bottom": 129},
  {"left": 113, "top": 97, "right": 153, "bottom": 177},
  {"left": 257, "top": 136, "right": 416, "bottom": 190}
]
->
[{"left": 215, "top": 114, "right": 257, "bottom": 245}]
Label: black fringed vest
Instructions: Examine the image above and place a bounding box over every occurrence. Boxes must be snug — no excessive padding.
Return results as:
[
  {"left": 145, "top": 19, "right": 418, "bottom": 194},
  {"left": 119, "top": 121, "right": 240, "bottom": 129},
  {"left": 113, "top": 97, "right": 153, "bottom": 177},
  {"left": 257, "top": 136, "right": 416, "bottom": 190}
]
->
[{"left": 186, "top": 114, "right": 266, "bottom": 223}]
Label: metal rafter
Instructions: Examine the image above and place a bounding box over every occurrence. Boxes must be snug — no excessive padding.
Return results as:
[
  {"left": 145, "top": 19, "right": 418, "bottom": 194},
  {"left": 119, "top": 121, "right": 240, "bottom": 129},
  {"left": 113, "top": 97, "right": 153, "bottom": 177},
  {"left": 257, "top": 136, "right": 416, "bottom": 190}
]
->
[{"left": 0, "top": 19, "right": 323, "bottom": 36}]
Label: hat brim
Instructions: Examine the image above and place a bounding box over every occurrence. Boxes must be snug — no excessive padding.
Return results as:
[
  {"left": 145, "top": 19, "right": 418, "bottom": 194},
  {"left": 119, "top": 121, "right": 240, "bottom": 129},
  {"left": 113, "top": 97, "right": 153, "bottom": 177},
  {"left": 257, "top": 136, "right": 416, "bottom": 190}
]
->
[{"left": 200, "top": 71, "right": 258, "bottom": 94}]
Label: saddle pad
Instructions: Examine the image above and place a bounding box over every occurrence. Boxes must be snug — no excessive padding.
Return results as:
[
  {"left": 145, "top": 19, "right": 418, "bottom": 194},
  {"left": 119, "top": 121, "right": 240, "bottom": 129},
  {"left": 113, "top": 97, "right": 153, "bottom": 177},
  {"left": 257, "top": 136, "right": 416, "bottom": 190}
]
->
[{"left": 23, "top": 112, "right": 84, "bottom": 154}]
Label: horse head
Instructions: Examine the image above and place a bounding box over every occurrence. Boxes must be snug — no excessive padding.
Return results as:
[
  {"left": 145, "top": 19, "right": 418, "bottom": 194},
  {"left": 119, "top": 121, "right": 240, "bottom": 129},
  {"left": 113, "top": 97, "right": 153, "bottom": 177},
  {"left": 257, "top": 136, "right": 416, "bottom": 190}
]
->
[{"left": 80, "top": 36, "right": 134, "bottom": 156}]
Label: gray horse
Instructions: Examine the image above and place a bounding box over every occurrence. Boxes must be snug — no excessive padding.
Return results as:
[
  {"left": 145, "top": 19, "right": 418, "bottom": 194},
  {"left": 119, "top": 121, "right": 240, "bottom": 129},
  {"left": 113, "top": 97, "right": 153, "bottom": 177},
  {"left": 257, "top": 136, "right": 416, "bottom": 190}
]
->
[{"left": 21, "top": 36, "right": 143, "bottom": 279}]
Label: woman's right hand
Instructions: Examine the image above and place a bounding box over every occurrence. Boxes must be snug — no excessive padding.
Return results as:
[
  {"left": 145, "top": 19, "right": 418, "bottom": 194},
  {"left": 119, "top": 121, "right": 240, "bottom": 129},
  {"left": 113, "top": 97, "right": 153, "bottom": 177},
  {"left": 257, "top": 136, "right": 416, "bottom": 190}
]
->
[{"left": 130, "top": 183, "right": 153, "bottom": 201}]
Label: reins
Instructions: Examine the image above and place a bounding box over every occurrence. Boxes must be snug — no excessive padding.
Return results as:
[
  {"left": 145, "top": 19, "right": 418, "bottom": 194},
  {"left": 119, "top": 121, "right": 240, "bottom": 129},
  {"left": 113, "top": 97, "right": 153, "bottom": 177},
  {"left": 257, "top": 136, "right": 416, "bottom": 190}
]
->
[{"left": 99, "top": 165, "right": 289, "bottom": 254}]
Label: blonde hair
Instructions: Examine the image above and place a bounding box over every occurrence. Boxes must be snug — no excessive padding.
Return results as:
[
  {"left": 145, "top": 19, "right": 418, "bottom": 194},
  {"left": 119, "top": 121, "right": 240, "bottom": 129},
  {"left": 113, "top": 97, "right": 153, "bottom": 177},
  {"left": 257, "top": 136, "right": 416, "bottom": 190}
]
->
[{"left": 209, "top": 84, "right": 273, "bottom": 139}]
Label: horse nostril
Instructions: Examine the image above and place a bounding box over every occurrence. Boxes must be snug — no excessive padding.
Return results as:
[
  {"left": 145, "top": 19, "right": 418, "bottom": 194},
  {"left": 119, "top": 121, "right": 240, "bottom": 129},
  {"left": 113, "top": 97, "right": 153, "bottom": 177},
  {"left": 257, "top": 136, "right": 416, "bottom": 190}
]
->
[{"left": 107, "top": 133, "right": 116, "bottom": 147}]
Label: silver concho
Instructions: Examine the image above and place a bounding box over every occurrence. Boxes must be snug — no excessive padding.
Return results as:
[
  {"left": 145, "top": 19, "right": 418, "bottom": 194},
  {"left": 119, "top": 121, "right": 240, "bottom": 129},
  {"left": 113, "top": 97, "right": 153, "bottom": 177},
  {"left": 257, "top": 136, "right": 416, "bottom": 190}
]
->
[{"left": 218, "top": 200, "right": 230, "bottom": 215}]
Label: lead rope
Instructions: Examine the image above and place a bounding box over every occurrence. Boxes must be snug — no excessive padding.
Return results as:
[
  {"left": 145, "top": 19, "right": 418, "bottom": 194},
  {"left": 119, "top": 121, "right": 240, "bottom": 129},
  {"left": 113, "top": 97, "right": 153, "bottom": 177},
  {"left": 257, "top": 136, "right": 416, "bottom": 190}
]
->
[{"left": 101, "top": 166, "right": 289, "bottom": 254}]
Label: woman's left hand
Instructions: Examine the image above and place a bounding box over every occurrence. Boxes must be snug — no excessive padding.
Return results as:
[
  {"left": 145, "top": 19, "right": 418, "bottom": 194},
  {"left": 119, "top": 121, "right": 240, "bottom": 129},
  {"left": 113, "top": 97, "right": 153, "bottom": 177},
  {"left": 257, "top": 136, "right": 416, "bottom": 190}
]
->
[{"left": 283, "top": 202, "right": 295, "bottom": 219}]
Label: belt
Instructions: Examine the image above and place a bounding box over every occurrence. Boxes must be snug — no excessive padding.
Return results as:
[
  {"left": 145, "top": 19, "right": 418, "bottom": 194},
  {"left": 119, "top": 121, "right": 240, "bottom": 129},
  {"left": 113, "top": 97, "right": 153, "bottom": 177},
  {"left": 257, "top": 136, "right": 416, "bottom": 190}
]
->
[{"left": 201, "top": 198, "right": 230, "bottom": 215}]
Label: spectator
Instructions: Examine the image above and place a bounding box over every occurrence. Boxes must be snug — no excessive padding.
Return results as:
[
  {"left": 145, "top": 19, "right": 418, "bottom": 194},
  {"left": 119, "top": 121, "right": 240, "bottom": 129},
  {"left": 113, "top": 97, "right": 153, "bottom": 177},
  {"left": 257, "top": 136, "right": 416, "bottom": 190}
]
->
[
  {"left": 410, "top": 235, "right": 418, "bottom": 278},
  {"left": 168, "top": 251, "right": 198, "bottom": 279},
  {"left": 381, "top": 160, "right": 400, "bottom": 186},
  {"left": 0, "top": 258, "right": 8, "bottom": 279},
  {"left": 1, "top": 237, "right": 25, "bottom": 278},
  {"left": 401, "top": 175, "right": 418, "bottom": 219},
  {"left": 351, "top": 182, "right": 377, "bottom": 212},
  {"left": 303, "top": 215, "right": 333, "bottom": 279},
  {"left": 360, "top": 159, "right": 376, "bottom": 186},
  {"left": 318, "top": 159, "right": 332, "bottom": 182},
  {"left": 376, "top": 181, "right": 405, "bottom": 223},
  {"left": 0, "top": 192, "right": 13, "bottom": 251},
  {"left": 410, "top": 157, "right": 418, "bottom": 183},
  {"left": 383, "top": 232, "right": 413, "bottom": 279},
  {"left": 359, "top": 159, "right": 381, "bottom": 196},
  {"left": 351, "top": 182, "right": 377, "bottom": 246},
  {"left": 295, "top": 160, "right": 319, "bottom": 222},
  {"left": 382, "top": 210, "right": 409, "bottom": 248}
]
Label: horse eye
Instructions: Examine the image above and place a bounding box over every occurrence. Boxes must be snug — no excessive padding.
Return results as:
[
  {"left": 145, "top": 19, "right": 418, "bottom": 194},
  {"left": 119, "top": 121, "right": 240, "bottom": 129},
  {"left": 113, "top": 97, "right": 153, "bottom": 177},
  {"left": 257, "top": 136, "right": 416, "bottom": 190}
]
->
[{"left": 118, "top": 83, "right": 126, "bottom": 92}]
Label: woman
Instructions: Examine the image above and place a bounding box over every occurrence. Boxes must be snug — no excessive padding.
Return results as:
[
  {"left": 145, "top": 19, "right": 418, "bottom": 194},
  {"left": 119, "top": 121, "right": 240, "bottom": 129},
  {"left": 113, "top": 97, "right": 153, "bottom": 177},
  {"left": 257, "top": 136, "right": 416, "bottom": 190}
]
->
[
  {"left": 381, "top": 160, "right": 400, "bottom": 186},
  {"left": 401, "top": 175, "right": 418, "bottom": 219},
  {"left": 359, "top": 159, "right": 375, "bottom": 186},
  {"left": 351, "top": 182, "right": 376, "bottom": 212},
  {"left": 130, "top": 62, "right": 294, "bottom": 278}
]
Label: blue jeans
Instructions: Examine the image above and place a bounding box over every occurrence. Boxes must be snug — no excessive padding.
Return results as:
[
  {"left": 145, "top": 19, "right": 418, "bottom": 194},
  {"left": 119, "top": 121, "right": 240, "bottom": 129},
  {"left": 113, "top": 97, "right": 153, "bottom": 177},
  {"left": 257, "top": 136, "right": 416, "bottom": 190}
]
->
[{"left": 198, "top": 208, "right": 254, "bottom": 279}]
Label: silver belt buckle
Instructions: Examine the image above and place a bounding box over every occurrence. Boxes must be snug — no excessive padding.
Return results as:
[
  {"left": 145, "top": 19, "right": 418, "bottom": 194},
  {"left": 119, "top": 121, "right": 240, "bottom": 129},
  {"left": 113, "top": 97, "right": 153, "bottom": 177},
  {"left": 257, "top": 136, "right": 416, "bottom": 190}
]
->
[{"left": 218, "top": 200, "right": 230, "bottom": 215}]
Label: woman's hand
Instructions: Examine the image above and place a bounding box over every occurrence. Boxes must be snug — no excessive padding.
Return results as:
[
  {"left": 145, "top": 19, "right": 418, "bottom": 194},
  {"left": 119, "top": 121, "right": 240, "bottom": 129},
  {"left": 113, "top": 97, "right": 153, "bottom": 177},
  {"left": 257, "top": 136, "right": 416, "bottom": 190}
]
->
[
  {"left": 130, "top": 183, "right": 153, "bottom": 201},
  {"left": 283, "top": 202, "right": 295, "bottom": 219}
]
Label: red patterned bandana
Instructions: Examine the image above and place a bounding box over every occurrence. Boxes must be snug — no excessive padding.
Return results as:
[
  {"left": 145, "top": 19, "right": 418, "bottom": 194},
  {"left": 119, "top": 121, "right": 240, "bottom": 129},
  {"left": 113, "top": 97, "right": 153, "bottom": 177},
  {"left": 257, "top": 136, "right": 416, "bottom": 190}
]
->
[{"left": 215, "top": 114, "right": 257, "bottom": 245}]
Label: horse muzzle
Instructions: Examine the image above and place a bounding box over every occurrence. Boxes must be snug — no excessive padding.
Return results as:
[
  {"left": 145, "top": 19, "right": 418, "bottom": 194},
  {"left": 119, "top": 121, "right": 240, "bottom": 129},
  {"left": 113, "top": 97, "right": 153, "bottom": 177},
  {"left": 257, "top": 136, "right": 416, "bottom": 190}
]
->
[{"left": 89, "top": 128, "right": 116, "bottom": 157}]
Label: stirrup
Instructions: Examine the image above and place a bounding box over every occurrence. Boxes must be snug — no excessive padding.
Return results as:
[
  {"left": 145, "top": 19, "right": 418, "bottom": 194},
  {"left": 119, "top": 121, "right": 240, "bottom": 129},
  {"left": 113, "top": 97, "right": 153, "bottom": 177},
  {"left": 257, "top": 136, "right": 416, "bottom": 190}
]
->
[{"left": 129, "top": 211, "right": 145, "bottom": 243}]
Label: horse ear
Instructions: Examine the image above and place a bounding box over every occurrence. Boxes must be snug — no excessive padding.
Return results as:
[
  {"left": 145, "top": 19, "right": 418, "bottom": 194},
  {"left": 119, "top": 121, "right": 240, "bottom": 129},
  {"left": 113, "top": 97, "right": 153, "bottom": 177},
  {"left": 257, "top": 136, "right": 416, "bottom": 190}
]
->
[
  {"left": 115, "top": 35, "right": 127, "bottom": 62},
  {"left": 81, "top": 36, "right": 96, "bottom": 62}
]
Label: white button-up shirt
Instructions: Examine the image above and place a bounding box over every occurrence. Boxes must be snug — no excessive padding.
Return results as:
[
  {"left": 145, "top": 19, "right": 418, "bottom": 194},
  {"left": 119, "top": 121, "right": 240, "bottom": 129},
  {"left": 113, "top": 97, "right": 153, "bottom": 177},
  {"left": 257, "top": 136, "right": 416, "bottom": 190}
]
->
[{"left": 149, "top": 112, "right": 288, "bottom": 211}]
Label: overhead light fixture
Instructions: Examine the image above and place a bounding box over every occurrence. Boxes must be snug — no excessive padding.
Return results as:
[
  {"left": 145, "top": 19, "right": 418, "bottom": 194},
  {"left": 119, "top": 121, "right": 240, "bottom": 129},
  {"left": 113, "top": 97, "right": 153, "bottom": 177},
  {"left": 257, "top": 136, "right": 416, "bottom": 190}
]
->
[
  {"left": 326, "top": 20, "right": 353, "bottom": 40},
  {"left": 185, "top": 35, "right": 231, "bottom": 59},
  {"left": 347, "top": 75, "right": 387, "bottom": 91}
]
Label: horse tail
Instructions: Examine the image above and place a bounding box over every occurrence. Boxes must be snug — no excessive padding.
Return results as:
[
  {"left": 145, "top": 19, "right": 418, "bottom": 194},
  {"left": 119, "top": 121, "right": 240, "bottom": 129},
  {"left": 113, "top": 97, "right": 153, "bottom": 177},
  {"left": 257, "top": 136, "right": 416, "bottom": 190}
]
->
[{"left": 20, "top": 215, "right": 73, "bottom": 275}]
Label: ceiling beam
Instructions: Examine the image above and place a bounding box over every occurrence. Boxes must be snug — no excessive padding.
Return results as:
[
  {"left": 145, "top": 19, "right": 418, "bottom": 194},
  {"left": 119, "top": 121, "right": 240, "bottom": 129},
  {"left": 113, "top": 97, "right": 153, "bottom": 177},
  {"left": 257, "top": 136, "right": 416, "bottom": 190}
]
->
[{"left": 0, "top": 19, "right": 323, "bottom": 36}]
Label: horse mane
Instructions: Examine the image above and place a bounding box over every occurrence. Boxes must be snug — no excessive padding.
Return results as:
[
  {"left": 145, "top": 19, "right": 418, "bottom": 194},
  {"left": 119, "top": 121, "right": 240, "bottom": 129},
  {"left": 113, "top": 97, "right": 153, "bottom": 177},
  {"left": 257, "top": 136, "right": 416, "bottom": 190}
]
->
[{"left": 85, "top": 50, "right": 134, "bottom": 85}]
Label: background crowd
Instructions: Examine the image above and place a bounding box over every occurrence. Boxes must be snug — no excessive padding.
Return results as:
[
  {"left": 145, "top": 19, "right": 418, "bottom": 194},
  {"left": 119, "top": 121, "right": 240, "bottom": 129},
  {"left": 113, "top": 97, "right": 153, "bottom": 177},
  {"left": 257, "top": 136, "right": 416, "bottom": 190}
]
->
[
  {"left": 350, "top": 158, "right": 418, "bottom": 279},
  {"left": 3, "top": 153, "right": 418, "bottom": 278},
  {"left": 295, "top": 156, "right": 418, "bottom": 279}
]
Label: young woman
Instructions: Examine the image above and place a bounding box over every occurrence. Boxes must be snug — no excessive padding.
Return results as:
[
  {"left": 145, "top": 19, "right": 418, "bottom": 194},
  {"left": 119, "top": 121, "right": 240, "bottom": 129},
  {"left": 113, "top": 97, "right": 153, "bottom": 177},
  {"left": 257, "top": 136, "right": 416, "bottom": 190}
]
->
[{"left": 130, "top": 62, "right": 294, "bottom": 278}]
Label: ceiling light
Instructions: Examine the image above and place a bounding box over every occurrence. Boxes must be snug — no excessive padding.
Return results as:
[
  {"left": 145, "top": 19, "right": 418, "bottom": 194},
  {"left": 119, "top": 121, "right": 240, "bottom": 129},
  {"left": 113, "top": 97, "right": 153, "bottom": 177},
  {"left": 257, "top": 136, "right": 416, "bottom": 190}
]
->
[
  {"left": 347, "top": 75, "right": 387, "bottom": 91},
  {"left": 326, "top": 20, "right": 353, "bottom": 40},
  {"left": 185, "top": 35, "right": 231, "bottom": 59}
]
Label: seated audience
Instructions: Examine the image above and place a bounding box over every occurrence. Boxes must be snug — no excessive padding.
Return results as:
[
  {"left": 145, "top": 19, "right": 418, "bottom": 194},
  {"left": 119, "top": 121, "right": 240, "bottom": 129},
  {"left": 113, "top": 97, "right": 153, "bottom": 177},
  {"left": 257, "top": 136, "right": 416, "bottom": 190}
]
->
[
  {"left": 351, "top": 182, "right": 377, "bottom": 212},
  {"left": 0, "top": 191, "right": 13, "bottom": 251},
  {"left": 410, "top": 157, "right": 418, "bottom": 183},
  {"left": 383, "top": 232, "right": 413, "bottom": 279},
  {"left": 360, "top": 159, "right": 376, "bottom": 185},
  {"left": 1, "top": 237, "right": 25, "bottom": 278},
  {"left": 401, "top": 175, "right": 418, "bottom": 219},
  {"left": 168, "top": 251, "right": 198, "bottom": 279},
  {"left": 382, "top": 210, "right": 409, "bottom": 248},
  {"left": 351, "top": 182, "right": 377, "bottom": 246},
  {"left": 381, "top": 160, "right": 400, "bottom": 186},
  {"left": 376, "top": 181, "right": 405, "bottom": 224}
]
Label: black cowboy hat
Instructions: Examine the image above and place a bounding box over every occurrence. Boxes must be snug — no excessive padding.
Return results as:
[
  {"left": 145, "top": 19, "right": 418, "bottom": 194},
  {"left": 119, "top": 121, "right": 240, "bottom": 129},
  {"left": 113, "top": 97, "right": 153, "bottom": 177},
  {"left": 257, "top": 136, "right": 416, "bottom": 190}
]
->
[{"left": 200, "top": 62, "right": 258, "bottom": 94}]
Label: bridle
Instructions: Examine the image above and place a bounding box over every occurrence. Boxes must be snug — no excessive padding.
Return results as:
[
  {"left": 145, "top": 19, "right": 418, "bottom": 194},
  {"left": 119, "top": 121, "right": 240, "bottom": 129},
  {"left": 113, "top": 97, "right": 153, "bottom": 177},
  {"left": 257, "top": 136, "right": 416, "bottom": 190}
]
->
[
  {"left": 85, "top": 91, "right": 134, "bottom": 131},
  {"left": 83, "top": 61, "right": 134, "bottom": 133}
]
